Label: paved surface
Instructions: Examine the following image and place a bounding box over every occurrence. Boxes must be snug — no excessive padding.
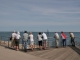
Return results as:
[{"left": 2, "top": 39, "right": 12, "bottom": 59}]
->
[
  {"left": 0, "top": 41, "right": 80, "bottom": 60},
  {"left": 27, "top": 46, "right": 80, "bottom": 60},
  {"left": 0, "top": 46, "right": 80, "bottom": 60},
  {"left": 0, "top": 46, "right": 47, "bottom": 60}
]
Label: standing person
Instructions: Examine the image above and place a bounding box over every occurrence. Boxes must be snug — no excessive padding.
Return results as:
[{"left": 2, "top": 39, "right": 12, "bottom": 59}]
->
[
  {"left": 61, "top": 31, "right": 67, "bottom": 47},
  {"left": 23, "top": 31, "right": 28, "bottom": 52},
  {"left": 42, "top": 32, "right": 48, "bottom": 50},
  {"left": 69, "top": 32, "right": 75, "bottom": 46},
  {"left": 54, "top": 32, "right": 60, "bottom": 48},
  {"left": 11, "top": 31, "right": 16, "bottom": 48},
  {"left": 37, "top": 32, "right": 43, "bottom": 50},
  {"left": 15, "top": 31, "right": 21, "bottom": 51},
  {"left": 28, "top": 32, "right": 34, "bottom": 51}
]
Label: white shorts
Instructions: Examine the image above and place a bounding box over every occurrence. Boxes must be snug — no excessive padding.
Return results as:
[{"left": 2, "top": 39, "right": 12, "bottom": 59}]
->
[{"left": 30, "top": 41, "right": 34, "bottom": 45}]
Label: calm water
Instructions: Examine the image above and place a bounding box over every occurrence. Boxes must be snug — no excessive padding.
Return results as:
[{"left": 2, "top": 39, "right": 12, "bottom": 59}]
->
[{"left": 0, "top": 32, "right": 80, "bottom": 46}]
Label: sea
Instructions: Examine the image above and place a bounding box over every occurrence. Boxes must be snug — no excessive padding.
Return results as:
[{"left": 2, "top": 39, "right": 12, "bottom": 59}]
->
[{"left": 0, "top": 32, "right": 80, "bottom": 47}]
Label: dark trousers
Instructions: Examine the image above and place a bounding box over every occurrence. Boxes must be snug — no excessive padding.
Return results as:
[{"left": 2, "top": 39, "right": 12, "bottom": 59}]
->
[
  {"left": 71, "top": 38, "right": 75, "bottom": 46},
  {"left": 63, "top": 39, "right": 66, "bottom": 47}
]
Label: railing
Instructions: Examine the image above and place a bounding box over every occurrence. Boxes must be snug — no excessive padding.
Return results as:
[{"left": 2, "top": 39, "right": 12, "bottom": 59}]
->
[
  {"left": 75, "top": 37, "right": 80, "bottom": 49},
  {"left": 0, "top": 36, "right": 10, "bottom": 47},
  {"left": 0, "top": 36, "right": 80, "bottom": 49}
]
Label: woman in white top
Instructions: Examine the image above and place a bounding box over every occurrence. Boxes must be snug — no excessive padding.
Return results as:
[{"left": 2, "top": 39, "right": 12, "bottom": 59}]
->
[
  {"left": 28, "top": 32, "right": 34, "bottom": 51},
  {"left": 15, "top": 31, "right": 21, "bottom": 51},
  {"left": 37, "top": 32, "right": 42, "bottom": 50}
]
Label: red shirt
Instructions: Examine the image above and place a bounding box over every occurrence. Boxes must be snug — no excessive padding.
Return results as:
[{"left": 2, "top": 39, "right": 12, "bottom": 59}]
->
[{"left": 61, "top": 33, "right": 66, "bottom": 39}]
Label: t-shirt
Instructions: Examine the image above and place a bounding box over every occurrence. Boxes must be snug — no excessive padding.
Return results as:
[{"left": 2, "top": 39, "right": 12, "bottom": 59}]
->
[
  {"left": 23, "top": 33, "right": 28, "bottom": 40},
  {"left": 16, "top": 34, "right": 21, "bottom": 39},
  {"left": 70, "top": 33, "right": 74, "bottom": 38},
  {"left": 37, "top": 34, "right": 42, "bottom": 41},
  {"left": 29, "top": 34, "right": 34, "bottom": 41},
  {"left": 54, "top": 33, "right": 60, "bottom": 39},
  {"left": 42, "top": 33, "right": 47, "bottom": 40},
  {"left": 61, "top": 33, "right": 66, "bottom": 39},
  {"left": 12, "top": 33, "right": 16, "bottom": 38}
]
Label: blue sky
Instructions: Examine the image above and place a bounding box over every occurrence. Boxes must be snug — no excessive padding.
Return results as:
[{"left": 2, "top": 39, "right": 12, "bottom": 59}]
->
[{"left": 0, "top": 0, "right": 80, "bottom": 32}]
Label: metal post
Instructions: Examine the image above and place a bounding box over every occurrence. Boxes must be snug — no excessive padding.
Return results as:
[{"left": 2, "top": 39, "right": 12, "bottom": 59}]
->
[
  {"left": 0, "top": 36, "right": 2, "bottom": 45},
  {"left": 8, "top": 37, "right": 9, "bottom": 48},
  {"left": 22, "top": 39, "right": 23, "bottom": 50},
  {"left": 0, "top": 36, "right": 1, "bottom": 45},
  {"left": 47, "top": 30, "right": 49, "bottom": 48}
]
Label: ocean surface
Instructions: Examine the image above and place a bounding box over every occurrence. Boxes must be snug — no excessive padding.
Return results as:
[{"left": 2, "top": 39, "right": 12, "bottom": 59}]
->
[{"left": 0, "top": 32, "right": 80, "bottom": 46}]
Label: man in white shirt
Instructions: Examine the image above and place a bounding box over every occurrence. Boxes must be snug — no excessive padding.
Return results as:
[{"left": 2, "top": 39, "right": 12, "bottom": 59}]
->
[
  {"left": 69, "top": 32, "right": 75, "bottom": 46},
  {"left": 54, "top": 32, "right": 60, "bottom": 48},
  {"left": 11, "top": 31, "right": 16, "bottom": 48},
  {"left": 42, "top": 32, "right": 48, "bottom": 49}
]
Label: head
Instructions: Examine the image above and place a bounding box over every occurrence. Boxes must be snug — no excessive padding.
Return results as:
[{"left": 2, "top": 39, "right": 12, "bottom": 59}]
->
[
  {"left": 13, "top": 30, "right": 16, "bottom": 33},
  {"left": 30, "top": 32, "right": 32, "bottom": 34},
  {"left": 61, "top": 31, "right": 63, "bottom": 33},
  {"left": 55, "top": 32, "right": 57, "bottom": 33},
  {"left": 69, "top": 32, "right": 72, "bottom": 34},
  {"left": 24, "top": 31, "right": 27, "bottom": 33},
  {"left": 17, "top": 31, "right": 20, "bottom": 35},
  {"left": 39, "top": 32, "right": 41, "bottom": 35}
]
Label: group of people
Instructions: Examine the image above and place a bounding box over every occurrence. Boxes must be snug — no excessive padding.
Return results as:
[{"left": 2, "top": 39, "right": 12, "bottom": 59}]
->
[
  {"left": 54, "top": 31, "right": 75, "bottom": 48},
  {"left": 11, "top": 31, "right": 21, "bottom": 51},
  {"left": 23, "top": 31, "right": 48, "bottom": 52},
  {"left": 10, "top": 31, "right": 48, "bottom": 52},
  {"left": 10, "top": 31, "right": 75, "bottom": 52}
]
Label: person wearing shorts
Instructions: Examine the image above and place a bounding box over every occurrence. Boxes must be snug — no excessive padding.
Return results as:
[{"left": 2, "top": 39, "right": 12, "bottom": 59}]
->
[
  {"left": 15, "top": 31, "right": 21, "bottom": 51},
  {"left": 37, "top": 32, "right": 42, "bottom": 50},
  {"left": 42, "top": 32, "right": 48, "bottom": 49},
  {"left": 28, "top": 32, "right": 34, "bottom": 51}
]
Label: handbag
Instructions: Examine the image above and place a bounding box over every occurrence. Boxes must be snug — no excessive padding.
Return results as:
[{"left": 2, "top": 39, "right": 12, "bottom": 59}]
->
[{"left": 10, "top": 36, "right": 12, "bottom": 40}]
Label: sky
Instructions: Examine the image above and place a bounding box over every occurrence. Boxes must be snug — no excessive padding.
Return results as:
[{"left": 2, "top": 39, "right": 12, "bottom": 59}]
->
[{"left": 0, "top": 0, "right": 80, "bottom": 32}]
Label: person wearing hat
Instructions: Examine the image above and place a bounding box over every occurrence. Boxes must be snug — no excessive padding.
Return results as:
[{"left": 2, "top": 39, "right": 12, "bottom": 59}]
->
[{"left": 15, "top": 31, "right": 21, "bottom": 51}]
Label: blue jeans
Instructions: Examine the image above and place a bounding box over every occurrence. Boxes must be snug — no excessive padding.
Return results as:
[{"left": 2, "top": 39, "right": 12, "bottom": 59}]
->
[
  {"left": 23, "top": 41, "right": 28, "bottom": 50},
  {"left": 63, "top": 39, "right": 66, "bottom": 47}
]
